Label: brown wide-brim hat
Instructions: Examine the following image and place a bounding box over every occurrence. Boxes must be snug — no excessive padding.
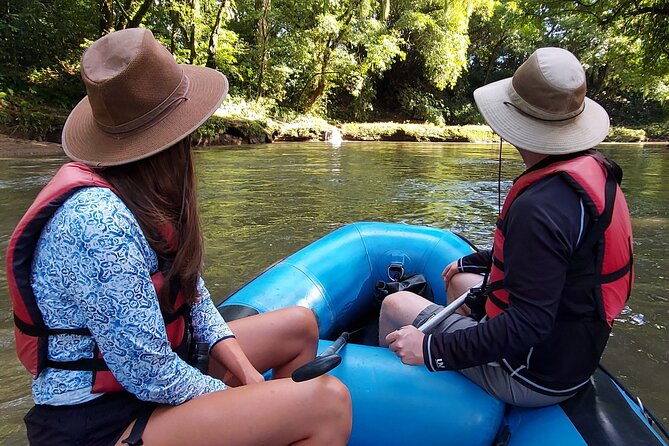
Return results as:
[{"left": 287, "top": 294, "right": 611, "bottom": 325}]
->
[
  {"left": 474, "top": 47, "right": 610, "bottom": 154},
  {"left": 62, "top": 28, "right": 229, "bottom": 167}
]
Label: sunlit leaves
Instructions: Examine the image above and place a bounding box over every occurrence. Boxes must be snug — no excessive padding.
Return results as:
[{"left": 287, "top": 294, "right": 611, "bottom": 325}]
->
[
  {"left": 1, "top": 0, "right": 666, "bottom": 123},
  {"left": 393, "top": 0, "right": 494, "bottom": 89}
]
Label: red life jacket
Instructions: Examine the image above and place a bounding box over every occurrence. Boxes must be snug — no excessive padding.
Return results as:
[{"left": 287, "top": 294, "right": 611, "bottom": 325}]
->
[
  {"left": 6, "top": 162, "right": 191, "bottom": 393},
  {"left": 485, "top": 154, "right": 633, "bottom": 327}
]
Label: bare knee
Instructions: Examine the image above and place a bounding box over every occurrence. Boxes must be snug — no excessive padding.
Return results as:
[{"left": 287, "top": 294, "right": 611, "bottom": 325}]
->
[
  {"left": 284, "top": 306, "right": 319, "bottom": 341},
  {"left": 380, "top": 291, "right": 415, "bottom": 320},
  {"left": 320, "top": 374, "right": 351, "bottom": 407},
  {"left": 447, "top": 273, "right": 482, "bottom": 302},
  {"left": 288, "top": 375, "right": 351, "bottom": 444},
  {"left": 310, "top": 375, "right": 352, "bottom": 424}
]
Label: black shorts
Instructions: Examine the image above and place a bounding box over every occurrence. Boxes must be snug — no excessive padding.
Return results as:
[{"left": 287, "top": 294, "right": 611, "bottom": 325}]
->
[{"left": 24, "top": 392, "right": 156, "bottom": 446}]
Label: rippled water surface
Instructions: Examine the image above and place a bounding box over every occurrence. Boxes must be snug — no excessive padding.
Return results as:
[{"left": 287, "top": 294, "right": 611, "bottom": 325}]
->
[{"left": 1, "top": 142, "right": 667, "bottom": 443}]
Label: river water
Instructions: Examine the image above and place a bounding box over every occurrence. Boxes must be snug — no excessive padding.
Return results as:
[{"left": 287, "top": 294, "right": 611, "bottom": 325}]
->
[{"left": 0, "top": 142, "right": 667, "bottom": 443}]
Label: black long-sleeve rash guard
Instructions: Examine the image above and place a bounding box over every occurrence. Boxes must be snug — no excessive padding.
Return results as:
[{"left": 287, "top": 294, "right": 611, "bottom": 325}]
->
[
  {"left": 425, "top": 173, "right": 590, "bottom": 372},
  {"left": 457, "top": 249, "right": 492, "bottom": 275}
]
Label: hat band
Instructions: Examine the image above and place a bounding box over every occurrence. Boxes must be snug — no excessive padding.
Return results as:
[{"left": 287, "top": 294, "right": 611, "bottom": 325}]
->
[
  {"left": 503, "top": 101, "right": 586, "bottom": 123},
  {"left": 507, "top": 82, "right": 585, "bottom": 121},
  {"left": 95, "top": 73, "right": 191, "bottom": 135}
]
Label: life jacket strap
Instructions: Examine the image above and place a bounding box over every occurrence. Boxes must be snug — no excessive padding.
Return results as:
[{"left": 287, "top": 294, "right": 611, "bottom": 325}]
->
[
  {"left": 121, "top": 405, "right": 156, "bottom": 446},
  {"left": 45, "top": 357, "right": 110, "bottom": 372},
  {"left": 14, "top": 313, "right": 91, "bottom": 337},
  {"left": 162, "top": 303, "right": 190, "bottom": 324},
  {"left": 571, "top": 169, "right": 617, "bottom": 256},
  {"left": 486, "top": 282, "right": 509, "bottom": 310},
  {"left": 564, "top": 169, "right": 625, "bottom": 296}
]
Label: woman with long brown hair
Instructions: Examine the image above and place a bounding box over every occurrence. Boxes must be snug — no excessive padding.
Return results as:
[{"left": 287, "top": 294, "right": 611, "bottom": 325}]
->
[{"left": 6, "top": 28, "right": 351, "bottom": 446}]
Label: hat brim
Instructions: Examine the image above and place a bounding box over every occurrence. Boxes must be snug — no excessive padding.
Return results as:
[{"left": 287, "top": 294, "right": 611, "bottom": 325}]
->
[
  {"left": 473, "top": 78, "right": 610, "bottom": 154},
  {"left": 62, "top": 65, "right": 228, "bottom": 167}
]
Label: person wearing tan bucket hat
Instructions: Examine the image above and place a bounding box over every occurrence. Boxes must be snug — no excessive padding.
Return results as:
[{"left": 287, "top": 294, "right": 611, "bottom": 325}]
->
[
  {"left": 7, "top": 28, "right": 351, "bottom": 446},
  {"left": 380, "top": 47, "right": 634, "bottom": 407}
]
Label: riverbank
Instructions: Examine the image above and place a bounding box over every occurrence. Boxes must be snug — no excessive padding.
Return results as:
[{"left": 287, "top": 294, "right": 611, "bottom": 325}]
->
[
  {"left": 2, "top": 115, "right": 668, "bottom": 157},
  {"left": 3, "top": 92, "right": 668, "bottom": 150},
  {"left": 203, "top": 117, "right": 666, "bottom": 145},
  {"left": 0, "top": 134, "right": 62, "bottom": 157},
  {"left": 1, "top": 127, "right": 667, "bottom": 159},
  {"left": 193, "top": 116, "right": 499, "bottom": 145}
]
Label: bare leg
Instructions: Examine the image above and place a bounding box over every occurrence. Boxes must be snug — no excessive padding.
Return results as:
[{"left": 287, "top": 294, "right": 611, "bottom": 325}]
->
[
  {"left": 447, "top": 272, "right": 485, "bottom": 315},
  {"left": 209, "top": 306, "right": 319, "bottom": 384},
  {"left": 378, "top": 291, "right": 432, "bottom": 347},
  {"left": 379, "top": 272, "right": 485, "bottom": 345},
  {"left": 115, "top": 375, "right": 352, "bottom": 446},
  {"left": 116, "top": 307, "right": 351, "bottom": 445}
]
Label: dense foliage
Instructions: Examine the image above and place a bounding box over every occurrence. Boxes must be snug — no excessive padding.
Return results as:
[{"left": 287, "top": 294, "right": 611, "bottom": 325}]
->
[{"left": 1, "top": 0, "right": 667, "bottom": 136}]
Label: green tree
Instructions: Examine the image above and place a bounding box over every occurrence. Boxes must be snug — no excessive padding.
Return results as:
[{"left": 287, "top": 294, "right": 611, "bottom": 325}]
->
[
  {"left": 229, "top": 0, "right": 404, "bottom": 111},
  {"left": 390, "top": 0, "right": 494, "bottom": 90},
  {"left": 466, "top": 0, "right": 668, "bottom": 124}
]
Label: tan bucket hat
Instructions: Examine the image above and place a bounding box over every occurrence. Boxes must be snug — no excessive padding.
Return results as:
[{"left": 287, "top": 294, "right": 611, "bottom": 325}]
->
[
  {"left": 473, "top": 47, "right": 610, "bottom": 154},
  {"left": 62, "top": 28, "right": 229, "bottom": 166}
]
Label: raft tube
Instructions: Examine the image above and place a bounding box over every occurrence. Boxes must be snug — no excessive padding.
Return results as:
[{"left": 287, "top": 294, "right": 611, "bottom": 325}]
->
[{"left": 219, "top": 222, "right": 668, "bottom": 446}]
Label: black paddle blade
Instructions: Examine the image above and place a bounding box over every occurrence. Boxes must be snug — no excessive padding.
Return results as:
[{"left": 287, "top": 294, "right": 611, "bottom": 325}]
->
[{"left": 291, "top": 354, "right": 343, "bottom": 382}]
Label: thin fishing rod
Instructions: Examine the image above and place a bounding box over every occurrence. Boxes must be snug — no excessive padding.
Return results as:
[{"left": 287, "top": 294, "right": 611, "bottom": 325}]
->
[{"left": 498, "top": 138, "right": 503, "bottom": 215}]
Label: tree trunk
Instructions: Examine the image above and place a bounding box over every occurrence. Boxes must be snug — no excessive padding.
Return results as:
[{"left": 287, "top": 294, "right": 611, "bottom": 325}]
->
[
  {"left": 189, "top": 0, "right": 200, "bottom": 64},
  {"left": 118, "top": 0, "right": 133, "bottom": 28},
  {"left": 170, "top": 8, "right": 180, "bottom": 54},
  {"left": 303, "top": 0, "right": 359, "bottom": 111},
  {"left": 207, "top": 0, "right": 228, "bottom": 68},
  {"left": 305, "top": 72, "right": 327, "bottom": 111},
  {"left": 381, "top": 0, "right": 390, "bottom": 20},
  {"left": 99, "top": 0, "right": 113, "bottom": 36},
  {"left": 255, "top": 0, "right": 271, "bottom": 98},
  {"left": 127, "top": 0, "right": 153, "bottom": 28},
  {"left": 482, "top": 35, "right": 508, "bottom": 85}
]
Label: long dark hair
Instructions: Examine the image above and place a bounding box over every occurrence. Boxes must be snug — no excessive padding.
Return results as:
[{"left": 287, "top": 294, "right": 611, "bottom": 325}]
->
[{"left": 97, "top": 137, "right": 203, "bottom": 311}]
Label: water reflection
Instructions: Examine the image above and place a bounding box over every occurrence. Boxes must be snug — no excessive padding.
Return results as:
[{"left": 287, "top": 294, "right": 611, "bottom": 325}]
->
[{"left": 0, "top": 142, "right": 667, "bottom": 443}]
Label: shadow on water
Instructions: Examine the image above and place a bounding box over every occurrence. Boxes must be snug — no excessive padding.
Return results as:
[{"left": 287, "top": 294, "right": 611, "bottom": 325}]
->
[{"left": 0, "top": 142, "right": 667, "bottom": 443}]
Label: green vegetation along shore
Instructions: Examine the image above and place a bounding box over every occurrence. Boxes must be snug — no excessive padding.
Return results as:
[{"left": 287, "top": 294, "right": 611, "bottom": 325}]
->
[
  {"left": 2, "top": 1, "right": 668, "bottom": 149},
  {"left": 194, "top": 114, "right": 668, "bottom": 146},
  {"left": 2, "top": 96, "right": 666, "bottom": 150}
]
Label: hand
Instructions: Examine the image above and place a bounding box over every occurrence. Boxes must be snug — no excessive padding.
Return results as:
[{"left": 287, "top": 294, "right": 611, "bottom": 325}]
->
[
  {"left": 385, "top": 325, "right": 425, "bottom": 366},
  {"left": 238, "top": 366, "right": 265, "bottom": 386},
  {"left": 441, "top": 260, "right": 460, "bottom": 288},
  {"left": 209, "top": 338, "right": 265, "bottom": 386}
]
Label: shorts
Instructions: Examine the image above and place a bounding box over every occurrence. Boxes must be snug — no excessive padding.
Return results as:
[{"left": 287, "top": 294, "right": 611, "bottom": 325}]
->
[
  {"left": 24, "top": 392, "right": 156, "bottom": 446},
  {"left": 413, "top": 304, "right": 575, "bottom": 407}
]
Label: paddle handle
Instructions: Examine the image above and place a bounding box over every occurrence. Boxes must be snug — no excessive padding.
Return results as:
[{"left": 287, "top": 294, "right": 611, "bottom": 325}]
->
[
  {"left": 417, "top": 281, "right": 483, "bottom": 332},
  {"left": 290, "top": 332, "right": 350, "bottom": 382}
]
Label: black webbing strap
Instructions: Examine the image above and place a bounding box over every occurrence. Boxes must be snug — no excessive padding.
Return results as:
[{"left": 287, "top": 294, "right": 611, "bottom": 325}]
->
[
  {"left": 45, "top": 357, "right": 110, "bottom": 371},
  {"left": 566, "top": 170, "right": 627, "bottom": 291},
  {"left": 601, "top": 263, "right": 632, "bottom": 283},
  {"left": 492, "top": 256, "right": 504, "bottom": 271},
  {"left": 121, "top": 406, "right": 157, "bottom": 446},
  {"left": 485, "top": 283, "right": 509, "bottom": 310},
  {"left": 626, "top": 237, "right": 634, "bottom": 302},
  {"left": 574, "top": 171, "right": 617, "bottom": 256},
  {"left": 567, "top": 263, "right": 633, "bottom": 291},
  {"left": 162, "top": 303, "right": 190, "bottom": 324},
  {"left": 13, "top": 314, "right": 109, "bottom": 372},
  {"left": 14, "top": 313, "right": 91, "bottom": 337}
]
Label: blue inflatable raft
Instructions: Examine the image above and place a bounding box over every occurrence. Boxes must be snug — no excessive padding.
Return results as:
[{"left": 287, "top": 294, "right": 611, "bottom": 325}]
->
[{"left": 219, "top": 222, "right": 668, "bottom": 446}]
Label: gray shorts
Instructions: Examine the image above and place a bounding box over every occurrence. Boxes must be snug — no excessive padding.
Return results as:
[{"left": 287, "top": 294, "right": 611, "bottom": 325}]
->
[{"left": 413, "top": 304, "right": 574, "bottom": 407}]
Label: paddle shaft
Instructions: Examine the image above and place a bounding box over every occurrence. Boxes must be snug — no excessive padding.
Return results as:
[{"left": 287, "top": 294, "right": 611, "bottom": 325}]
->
[
  {"left": 319, "top": 331, "right": 349, "bottom": 357},
  {"left": 293, "top": 281, "right": 484, "bottom": 381},
  {"left": 417, "top": 281, "right": 483, "bottom": 332}
]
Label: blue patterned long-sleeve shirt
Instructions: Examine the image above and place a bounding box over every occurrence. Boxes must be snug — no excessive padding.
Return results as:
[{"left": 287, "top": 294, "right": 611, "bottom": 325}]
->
[{"left": 30, "top": 187, "right": 230, "bottom": 406}]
